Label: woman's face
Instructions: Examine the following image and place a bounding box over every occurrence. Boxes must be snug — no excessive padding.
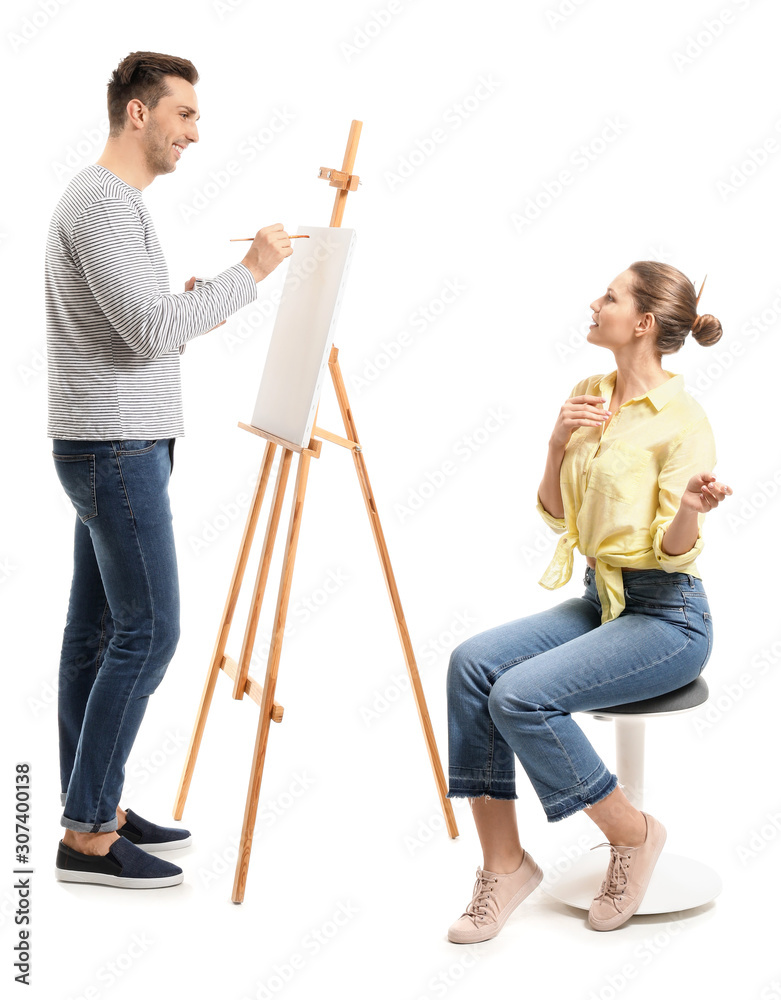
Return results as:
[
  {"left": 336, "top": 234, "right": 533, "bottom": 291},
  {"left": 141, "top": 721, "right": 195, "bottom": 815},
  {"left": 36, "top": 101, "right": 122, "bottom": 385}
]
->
[{"left": 587, "top": 270, "right": 649, "bottom": 352}]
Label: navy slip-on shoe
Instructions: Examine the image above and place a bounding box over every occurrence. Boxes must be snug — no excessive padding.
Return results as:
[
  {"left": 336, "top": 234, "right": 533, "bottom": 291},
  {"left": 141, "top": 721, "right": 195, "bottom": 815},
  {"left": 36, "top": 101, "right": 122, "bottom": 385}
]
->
[
  {"left": 117, "top": 809, "right": 192, "bottom": 852},
  {"left": 55, "top": 837, "right": 183, "bottom": 888}
]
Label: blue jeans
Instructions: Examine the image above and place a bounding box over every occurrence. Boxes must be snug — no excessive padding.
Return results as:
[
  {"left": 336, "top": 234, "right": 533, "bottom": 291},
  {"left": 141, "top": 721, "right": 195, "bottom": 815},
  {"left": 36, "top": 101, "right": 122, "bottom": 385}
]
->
[
  {"left": 446, "top": 566, "right": 713, "bottom": 822},
  {"left": 52, "top": 438, "right": 180, "bottom": 833}
]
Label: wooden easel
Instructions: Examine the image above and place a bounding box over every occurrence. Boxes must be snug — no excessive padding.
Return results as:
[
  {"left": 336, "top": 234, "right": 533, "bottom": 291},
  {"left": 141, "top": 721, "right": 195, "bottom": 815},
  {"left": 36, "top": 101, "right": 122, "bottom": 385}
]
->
[{"left": 173, "top": 121, "right": 457, "bottom": 903}]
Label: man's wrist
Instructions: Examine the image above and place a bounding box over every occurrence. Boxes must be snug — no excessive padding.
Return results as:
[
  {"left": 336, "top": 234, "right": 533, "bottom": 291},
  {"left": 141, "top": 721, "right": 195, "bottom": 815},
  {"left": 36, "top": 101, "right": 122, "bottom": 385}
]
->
[{"left": 240, "top": 258, "right": 265, "bottom": 283}]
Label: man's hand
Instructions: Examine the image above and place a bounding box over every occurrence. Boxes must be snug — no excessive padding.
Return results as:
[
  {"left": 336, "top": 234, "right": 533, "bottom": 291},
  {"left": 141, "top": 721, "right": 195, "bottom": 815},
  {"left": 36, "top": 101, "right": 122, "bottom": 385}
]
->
[
  {"left": 680, "top": 473, "right": 733, "bottom": 514},
  {"left": 184, "top": 275, "right": 225, "bottom": 330},
  {"left": 240, "top": 223, "right": 294, "bottom": 282}
]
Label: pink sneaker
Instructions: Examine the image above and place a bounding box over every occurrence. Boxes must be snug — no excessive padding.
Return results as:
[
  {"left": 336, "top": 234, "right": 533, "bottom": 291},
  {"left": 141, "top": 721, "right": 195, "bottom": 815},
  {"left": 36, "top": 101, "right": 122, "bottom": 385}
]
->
[
  {"left": 447, "top": 850, "right": 543, "bottom": 943},
  {"left": 588, "top": 812, "right": 667, "bottom": 931}
]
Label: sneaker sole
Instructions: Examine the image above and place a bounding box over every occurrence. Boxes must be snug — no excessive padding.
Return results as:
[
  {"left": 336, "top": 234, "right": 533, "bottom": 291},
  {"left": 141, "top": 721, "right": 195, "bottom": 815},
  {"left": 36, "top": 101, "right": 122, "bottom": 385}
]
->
[
  {"left": 588, "top": 824, "right": 667, "bottom": 932},
  {"left": 130, "top": 836, "right": 192, "bottom": 853},
  {"left": 55, "top": 867, "right": 183, "bottom": 888},
  {"left": 448, "top": 861, "right": 544, "bottom": 944}
]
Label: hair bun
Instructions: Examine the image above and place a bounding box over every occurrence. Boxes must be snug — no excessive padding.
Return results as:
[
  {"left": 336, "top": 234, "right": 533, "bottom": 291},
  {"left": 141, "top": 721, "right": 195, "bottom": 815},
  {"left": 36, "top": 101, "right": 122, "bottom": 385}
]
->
[{"left": 691, "top": 312, "right": 722, "bottom": 347}]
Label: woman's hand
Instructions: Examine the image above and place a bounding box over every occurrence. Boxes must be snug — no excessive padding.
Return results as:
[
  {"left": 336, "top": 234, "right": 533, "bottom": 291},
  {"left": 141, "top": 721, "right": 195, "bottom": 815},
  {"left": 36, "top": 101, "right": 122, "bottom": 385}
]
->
[
  {"left": 680, "top": 473, "right": 733, "bottom": 514},
  {"left": 549, "top": 394, "right": 611, "bottom": 450},
  {"left": 660, "top": 473, "right": 732, "bottom": 555},
  {"left": 540, "top": 394, "right": 609, "bottom": 519}
]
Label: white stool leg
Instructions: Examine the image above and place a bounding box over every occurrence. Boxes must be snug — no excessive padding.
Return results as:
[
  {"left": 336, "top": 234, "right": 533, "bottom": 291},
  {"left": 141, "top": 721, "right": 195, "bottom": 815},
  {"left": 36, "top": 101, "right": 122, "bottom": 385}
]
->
[
  {"left": 614, "top": 718, "right": 645, "bottom": 808},
  {"left": 542, "top": 714, "right": 721, "bottom": 913}
]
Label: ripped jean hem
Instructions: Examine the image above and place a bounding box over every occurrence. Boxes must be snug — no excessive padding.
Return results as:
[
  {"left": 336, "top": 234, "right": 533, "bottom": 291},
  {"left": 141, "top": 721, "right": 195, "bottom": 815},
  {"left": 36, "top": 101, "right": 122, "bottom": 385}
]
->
[
  {"left": 446, "top": 765, "right": 517, "bottom": 801},
  {"left": 542, "top": 771, "right": 618, "bottom": 823},
  {"left": 446, "top": 789, "right": 519, "bottom": 801}
]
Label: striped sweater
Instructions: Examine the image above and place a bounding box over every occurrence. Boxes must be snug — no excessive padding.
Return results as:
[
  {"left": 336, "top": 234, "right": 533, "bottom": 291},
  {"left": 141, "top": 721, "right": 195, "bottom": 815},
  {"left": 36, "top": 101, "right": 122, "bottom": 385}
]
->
[{"left": 45, "top": 164, "right": 257, "bottom": 439}]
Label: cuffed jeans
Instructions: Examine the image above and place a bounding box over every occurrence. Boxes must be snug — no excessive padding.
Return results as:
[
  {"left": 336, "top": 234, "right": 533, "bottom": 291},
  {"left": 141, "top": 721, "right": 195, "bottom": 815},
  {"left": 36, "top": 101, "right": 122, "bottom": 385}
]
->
[
  {"left": 446, "top": 566, "right": 713, "bottom": 822},
  {"left": 52, "top": 438, "right": 180, "bottom": 833}
]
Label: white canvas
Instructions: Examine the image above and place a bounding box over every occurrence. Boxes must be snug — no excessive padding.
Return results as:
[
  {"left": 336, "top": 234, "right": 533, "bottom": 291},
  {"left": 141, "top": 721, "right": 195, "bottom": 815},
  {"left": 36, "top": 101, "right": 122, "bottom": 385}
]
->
[{"left": 250, "top": 225, "right": 357, "bottom": 448}]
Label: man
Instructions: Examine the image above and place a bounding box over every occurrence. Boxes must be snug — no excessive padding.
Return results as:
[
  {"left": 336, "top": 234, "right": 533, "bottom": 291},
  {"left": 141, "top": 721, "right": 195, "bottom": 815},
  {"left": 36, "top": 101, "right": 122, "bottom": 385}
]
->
[{"left": 47, "top": 50, "right": 291, "bottom": 888}]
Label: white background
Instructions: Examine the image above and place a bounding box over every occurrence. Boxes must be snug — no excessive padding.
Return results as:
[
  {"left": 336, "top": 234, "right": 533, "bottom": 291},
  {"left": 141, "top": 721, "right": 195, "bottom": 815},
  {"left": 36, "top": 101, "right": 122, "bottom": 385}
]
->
[{"left": 2, "top": 0, "right": 780, "bottom": 997}]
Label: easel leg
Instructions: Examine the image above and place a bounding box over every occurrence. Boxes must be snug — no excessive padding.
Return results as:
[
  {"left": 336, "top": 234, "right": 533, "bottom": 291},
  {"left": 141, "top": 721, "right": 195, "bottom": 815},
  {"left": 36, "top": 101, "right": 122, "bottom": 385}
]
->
[
  {"left": 233, "top": 449, "right": 293, "bottom": 697},
  {"left": 232, "top": 448, "right": 314, "bottom": 903},
  {"left": 173, "top": 442, "right": 277, "bottom": 820},
  {"left": 327, "top": 348, "right": 458, "bottom": 839}
]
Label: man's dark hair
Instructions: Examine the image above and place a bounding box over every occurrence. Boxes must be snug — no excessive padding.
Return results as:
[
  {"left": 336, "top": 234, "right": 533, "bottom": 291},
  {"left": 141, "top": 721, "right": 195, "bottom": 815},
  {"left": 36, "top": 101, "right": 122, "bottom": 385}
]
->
[{"left": 107, "top": 51, "right": 199, "bottom": 136}]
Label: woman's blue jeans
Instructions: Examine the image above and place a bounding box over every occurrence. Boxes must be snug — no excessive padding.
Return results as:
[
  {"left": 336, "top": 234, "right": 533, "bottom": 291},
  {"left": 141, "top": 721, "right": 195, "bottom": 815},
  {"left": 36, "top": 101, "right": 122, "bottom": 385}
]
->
[
  {"left": 52, "top": 438, "right": 180, "bottom": 833},
  {"left": 446, "top": 566, "right": 713, "bottom": 822}
]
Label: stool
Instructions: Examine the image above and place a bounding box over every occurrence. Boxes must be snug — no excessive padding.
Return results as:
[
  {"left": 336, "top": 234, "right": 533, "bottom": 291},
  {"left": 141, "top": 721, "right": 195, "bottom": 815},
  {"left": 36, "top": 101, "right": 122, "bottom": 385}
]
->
[{"left": 543, "top": 676, "right": 721, "bottom": 914}]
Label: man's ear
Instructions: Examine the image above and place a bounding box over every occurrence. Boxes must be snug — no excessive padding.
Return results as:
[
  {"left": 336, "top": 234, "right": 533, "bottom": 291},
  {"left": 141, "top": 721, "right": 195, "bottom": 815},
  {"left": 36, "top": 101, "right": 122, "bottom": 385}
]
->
[{"left": 126, "top": 98, "right": 148, "bottom": 131}]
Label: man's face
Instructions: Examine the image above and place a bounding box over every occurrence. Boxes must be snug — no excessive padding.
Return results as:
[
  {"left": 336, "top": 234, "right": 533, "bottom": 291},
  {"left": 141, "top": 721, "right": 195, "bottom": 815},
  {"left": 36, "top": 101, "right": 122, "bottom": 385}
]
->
[{"left": 140, "top": 75, "right": 200, "bottom": 177}]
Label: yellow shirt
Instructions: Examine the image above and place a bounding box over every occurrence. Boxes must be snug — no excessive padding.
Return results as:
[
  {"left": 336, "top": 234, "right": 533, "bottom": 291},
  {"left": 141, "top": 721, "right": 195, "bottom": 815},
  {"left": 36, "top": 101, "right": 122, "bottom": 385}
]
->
[{"left": 537, "top": 370, "right": 716, "bottom": 624}]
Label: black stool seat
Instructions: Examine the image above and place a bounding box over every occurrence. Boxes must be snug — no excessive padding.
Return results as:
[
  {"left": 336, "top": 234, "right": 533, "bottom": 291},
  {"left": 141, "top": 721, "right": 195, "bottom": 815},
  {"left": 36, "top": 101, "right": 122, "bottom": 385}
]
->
[{"left": 589, "top": 676, "right": 709, "bottom": 716}]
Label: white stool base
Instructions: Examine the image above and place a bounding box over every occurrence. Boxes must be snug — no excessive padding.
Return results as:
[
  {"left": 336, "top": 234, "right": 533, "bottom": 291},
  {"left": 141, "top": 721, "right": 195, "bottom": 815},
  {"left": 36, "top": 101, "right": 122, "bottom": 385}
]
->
[{"left": 543, "top": 852, "right": 722, "bottom": 914}]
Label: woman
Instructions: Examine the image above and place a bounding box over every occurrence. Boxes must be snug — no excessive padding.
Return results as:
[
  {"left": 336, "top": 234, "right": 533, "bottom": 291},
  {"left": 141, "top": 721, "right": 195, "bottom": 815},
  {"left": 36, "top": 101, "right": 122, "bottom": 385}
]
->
[{"left": 445, "top": 261, "right": 732, "bottom": 940}]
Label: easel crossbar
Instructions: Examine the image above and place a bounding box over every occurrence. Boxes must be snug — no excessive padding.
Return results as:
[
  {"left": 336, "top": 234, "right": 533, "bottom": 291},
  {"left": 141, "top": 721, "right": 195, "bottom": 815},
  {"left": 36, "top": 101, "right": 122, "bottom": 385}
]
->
[{"left": 220, "top": 655, "right": 284, "bottom": 720}]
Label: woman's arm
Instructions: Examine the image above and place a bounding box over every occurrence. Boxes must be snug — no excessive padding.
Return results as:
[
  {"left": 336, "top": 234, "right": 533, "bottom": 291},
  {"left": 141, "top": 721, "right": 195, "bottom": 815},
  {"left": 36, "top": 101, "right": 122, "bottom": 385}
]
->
[
  {"left": 538, "top": 441, "right": 567, "bottom": 519},
  {"left": 651, "top": 414, "right": 731, "bottom": 566},
  {"left": 660, "top": 473, "right": 732, "bottom": 555},
  {"left": 538, "top": 393, "right": 611, "bottom": 518}
]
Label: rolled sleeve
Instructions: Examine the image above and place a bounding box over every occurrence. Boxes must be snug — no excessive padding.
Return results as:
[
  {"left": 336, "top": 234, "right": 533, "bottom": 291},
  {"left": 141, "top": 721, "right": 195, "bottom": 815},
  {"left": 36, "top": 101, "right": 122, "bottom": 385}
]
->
[
  {"left": 650, "top": 418, "right": 716, "bottom": 570},
  {"left": 536, "top": 495, "right": 567, "bottom": 534}
]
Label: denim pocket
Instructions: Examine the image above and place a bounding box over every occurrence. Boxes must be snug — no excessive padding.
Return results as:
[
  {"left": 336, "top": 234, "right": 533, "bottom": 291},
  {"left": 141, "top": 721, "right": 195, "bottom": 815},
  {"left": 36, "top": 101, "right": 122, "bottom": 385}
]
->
[
  {"left": 700, "top": 611, "right": 714, "bottom": 673},
  {"left": 116, "top": 440, "right": 158, "bottom": 455},
  {"left": 52, "top": 453, "right": 97, "bottom": 523},
  {"left": 588, "top": 441, "right": 652, "bottom": 504},
  {"left": 623, "top": 577, "right": 687, "bottom": 625}
]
